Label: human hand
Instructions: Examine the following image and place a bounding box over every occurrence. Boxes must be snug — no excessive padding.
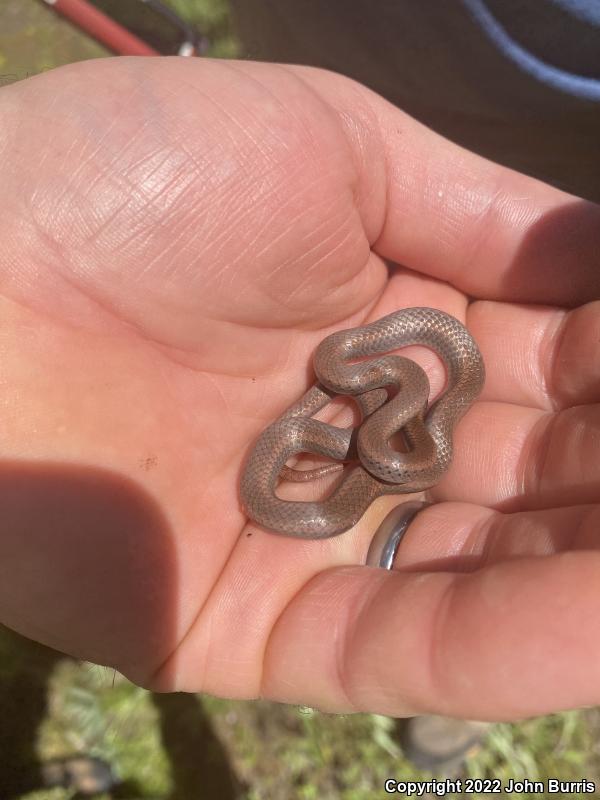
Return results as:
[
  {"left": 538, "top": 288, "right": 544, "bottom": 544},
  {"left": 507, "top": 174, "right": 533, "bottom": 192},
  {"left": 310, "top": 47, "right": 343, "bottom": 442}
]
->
[{"left": 0, "top": 56, "right": 598, "bottom": 720}]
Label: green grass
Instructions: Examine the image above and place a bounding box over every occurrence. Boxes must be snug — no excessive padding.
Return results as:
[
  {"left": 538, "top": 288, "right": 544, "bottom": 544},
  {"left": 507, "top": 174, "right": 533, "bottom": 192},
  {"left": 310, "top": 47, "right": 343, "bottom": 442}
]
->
[
  {"left": 0, "top": 0, "right": 238, "bottom": 82},
  {"left": 1, "top": 624, "right": 599, "bottom": 799},
  {"left": 170, "top": 0, "right": 239, "bottom": 57}
]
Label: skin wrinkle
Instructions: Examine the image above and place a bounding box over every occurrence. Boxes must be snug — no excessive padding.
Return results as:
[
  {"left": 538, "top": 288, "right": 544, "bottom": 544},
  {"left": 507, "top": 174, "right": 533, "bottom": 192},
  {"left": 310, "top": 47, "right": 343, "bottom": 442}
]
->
[
  {"left": 49, "top": 131, "right": 96, "bottom": 211},
  {"left": 424, "top": 574, "right": 462, "bottom": 715},
  {"left": 124, "top": 145, "right": 200, "bottom": 220},
  {"left": 232, "top": 178, "right": 357, "bottom": 291},
  {"left": 100, "top": 114, "right": 172, "bottom": 184},
  {"left": 527, "top": 410, "right": 561, "bottom": 507},
  {"left": 480, "top": 510, "right": 523, "bottom": 565},
  {"left": 225, "top": 196, "right": 307, "bottom": 283},
  {"left": 170, "top": 136, "right": 244, "bottom": 200},
  {"left": 333, "top": 566, "right": 388, "bottom": 713},
  {"left": 257, "top": 567, "right": 343, "bottom": 704},
  {"left": 295, "top": 193, "right": 358, "bottom": 260},
  {"left": 456, "top": 507, "right": 496, "bottom": 568},
  {"left": 132, "top": 181, "right": 218, "bottom": 283},
  {"left": 29, "top": 129, "right": 75, "bottom": 207},
  {"left": 562, "top": 408, "right": 597, "bottom": 495},
  {"left": 439, "top": 156, "right": 500, "bottom": 265},
  {"left": 337, "top": 111, "right": 368, "bottom": 202},
  {"left": 498, "top": 408, "right": 530, "bottom": 505},
  {"left": 516, "top": 408, "right": 548, "bottom": 508},
  {"left": 366, "top": 105, "right": 396, "bottom": 254},
  {"left": 285, "top": 65, "right": 388, "bottom": 248},
  {"left": 263, "top": 198, "right": 340, "bottom": 275},
  {"left": 496, "top": 304, "right": 555, "bottom": 412},
  {"left": 192, "top": 154, "right": 333, "bottom": 281},
  {"left": 574, "top": 410, "right": 592, "bottom": 488},
  {"left": 422, "top": 155, "right": 498, "bottom": 258},
  {"left": 516, "top": 312, "right": 546, "bottom": 408},
  {"left": 64, "top": 108, "right": 124, "bottom": 186},
  {"left": 302, "top": 254, "right": 384, "bottom": 323},
  {"left": 116, "top": 130, "right": 176, "bottom": 191},
  {"left": 449, "top": 183, "right": 506, "bottom": 291},
  {"left": 259, "top": 209, "right": 346, "bottom": 288},
  {"left": 281, "top": 65, "right": 367, "bottom": 165},
  {"left": 39, "top": 259, "right": 172, "bottom": 356},
  {"left": 33, "top": 149, "right": 79, "bottom": 245},
  {"left": 334, "top": 108, "right": 385, "bottom": 242},
  {"left": 335, "top": 568, "right": 388, "bottom": 712},
  {"left": 217, "top": 278, "right": 383, "bottom": 335},
  {"left": 54, "top": 87, "right": 154, "bottom": 212},
  {"left": 14, "top": 231, "right": 265, "bottom": 385},
  {"left": 191, "top": 178, "right": 273, "bottom": 281},
  {"left": 220, "top": 61, "right": 315, "bottom": 158},
  {"left": 180, "top": 77, "right": 277, "bottom": 163},
  {"left": 82, "top": 156, "right": 188, "bottom": 255},
  {"left": 107, "top": 161, "right": 204, "bottom": 265},
  {"left": 255, "top": 220, "right": 378, "bottom": 330},
  {"left": 563, "top": 506, "right": 586, "bottom": 552},
  {"left": 283, "top": 225, "right": 364, "bottom": 306},
  {"left": 549, "top": 305, "right": 593, "bottom": 408},
  {"left": 183, "top": 69, "right": 332, "bottom": 189},
  {"left": 542, "top": 308, "right": 570, "bottom": 411},
  {"left": 580, "top": 505, "right": 600, "bottom": 549},
  {"left": 201, "top": 372, "right": 234, "bottom": 422},
  {"left": 499, "top": 511, "right": 541, "bottom": 560},
  {"left": 34, "top": 130, "right": 159, "bottom": 260}
]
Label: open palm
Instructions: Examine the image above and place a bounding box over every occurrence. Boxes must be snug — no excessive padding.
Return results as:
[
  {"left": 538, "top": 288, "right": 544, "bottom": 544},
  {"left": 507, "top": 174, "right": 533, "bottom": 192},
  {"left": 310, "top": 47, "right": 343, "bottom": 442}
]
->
[{"left": 0, "top": 56, "right": 598, "bottom": 720}]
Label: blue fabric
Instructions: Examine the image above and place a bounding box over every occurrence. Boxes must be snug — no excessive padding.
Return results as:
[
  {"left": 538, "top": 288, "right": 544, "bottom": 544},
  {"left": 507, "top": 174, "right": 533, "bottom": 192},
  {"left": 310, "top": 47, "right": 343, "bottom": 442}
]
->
[
  {"left": 462, "top": 0, "right": 600, "bottom": 100},
  {"left": 543, "top": 0, "right": 600, "bottom": 26}
]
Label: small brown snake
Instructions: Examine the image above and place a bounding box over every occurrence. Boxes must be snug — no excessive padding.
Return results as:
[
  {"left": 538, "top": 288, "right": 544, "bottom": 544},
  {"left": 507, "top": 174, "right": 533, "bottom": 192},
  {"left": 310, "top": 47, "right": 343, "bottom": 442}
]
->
[{"left": 240, "top": 307, "right": 485, "bottom": 538}]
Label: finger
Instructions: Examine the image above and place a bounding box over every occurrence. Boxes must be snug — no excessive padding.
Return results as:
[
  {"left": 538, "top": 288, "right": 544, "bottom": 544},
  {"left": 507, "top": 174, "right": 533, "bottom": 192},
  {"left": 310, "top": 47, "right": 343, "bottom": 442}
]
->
[
  {"left": 260, "top": 552, "right": 600, "bottom": 719},
  {"left": 433, "top": 401, "right": 600, "bottom": 511},
  {"left": 468, "top": 299, "right": 600, "bottom": 410},
  {"left": 390, "top": 502, "right": 600, "bottom": 572},
  {"left": 289, "top": 65, "right": 600, "bottom": 307},
  {"left": 378, "top": 271, "right": 600, "bottom": 411}
]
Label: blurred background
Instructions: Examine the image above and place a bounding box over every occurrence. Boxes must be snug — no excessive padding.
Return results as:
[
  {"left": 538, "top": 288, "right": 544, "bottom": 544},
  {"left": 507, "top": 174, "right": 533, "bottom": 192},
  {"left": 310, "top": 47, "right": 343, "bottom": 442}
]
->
[{"left": 0, "top": 2, "right": 599, "bottom": 798}]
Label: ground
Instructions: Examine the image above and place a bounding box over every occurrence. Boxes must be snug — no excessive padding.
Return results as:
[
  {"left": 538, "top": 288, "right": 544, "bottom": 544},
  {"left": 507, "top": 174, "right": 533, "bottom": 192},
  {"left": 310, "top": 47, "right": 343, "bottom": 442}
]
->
[{"left": 0, "top": 2, "right": 598, "bottom": 798}]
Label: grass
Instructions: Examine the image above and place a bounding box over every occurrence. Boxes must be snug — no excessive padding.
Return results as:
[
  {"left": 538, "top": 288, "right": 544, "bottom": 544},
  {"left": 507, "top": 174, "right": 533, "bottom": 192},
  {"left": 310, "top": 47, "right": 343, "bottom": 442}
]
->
[
  {"left": 2, "top": 624, "right": 599, "bottom": 799},
  {"left": 0, "top": 1, "right": 599, "bottom": 798},
  {"left": 0, "top": 0, "right": 238, "bottom": 81},
  {"left": 169, "top": 0, "right": 239, "bottom": 57}
]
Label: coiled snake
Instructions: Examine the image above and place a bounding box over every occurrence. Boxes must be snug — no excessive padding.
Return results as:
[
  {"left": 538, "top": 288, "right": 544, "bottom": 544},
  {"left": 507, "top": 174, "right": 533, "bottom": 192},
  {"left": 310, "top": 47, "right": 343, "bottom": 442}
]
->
[{"left": 240, "top": 307, "right": 485, "bottom": 539}]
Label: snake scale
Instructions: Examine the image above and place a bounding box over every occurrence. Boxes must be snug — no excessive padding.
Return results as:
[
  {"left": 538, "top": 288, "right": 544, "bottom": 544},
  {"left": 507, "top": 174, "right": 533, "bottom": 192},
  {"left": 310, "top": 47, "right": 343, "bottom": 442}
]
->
[{"left": 240, "top": 307, "right": 485, "bottom": 539}]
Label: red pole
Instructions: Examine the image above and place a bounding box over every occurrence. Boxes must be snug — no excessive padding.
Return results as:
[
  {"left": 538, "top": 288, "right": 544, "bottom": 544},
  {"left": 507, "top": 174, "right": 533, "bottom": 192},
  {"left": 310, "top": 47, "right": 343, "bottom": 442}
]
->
[{"left": 43, "top": 0, "right": 160, "bottom": 56}]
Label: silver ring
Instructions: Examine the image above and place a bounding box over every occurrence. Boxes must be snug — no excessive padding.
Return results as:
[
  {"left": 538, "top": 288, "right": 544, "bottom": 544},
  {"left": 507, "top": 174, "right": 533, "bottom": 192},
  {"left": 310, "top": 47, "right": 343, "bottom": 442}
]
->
[{"left": 365, "top": 501, "right": 431, "bottom": 570}]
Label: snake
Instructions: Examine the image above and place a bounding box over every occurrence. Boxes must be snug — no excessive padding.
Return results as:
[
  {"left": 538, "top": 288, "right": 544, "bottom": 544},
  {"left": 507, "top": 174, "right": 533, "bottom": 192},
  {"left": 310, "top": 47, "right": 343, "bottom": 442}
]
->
[{"left": 240, "top": 307, "right": 485, "bottom": 539}]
